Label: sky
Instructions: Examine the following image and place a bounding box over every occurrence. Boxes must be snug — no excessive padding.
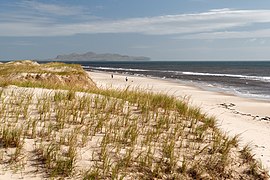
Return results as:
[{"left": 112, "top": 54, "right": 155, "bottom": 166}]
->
[{"left": 2, "top": 0, "right": 270, "bottom": 61}]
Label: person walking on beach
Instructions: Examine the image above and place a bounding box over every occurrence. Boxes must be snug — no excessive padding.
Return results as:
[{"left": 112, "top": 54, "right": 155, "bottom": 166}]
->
[
  {"left": 111, "top": 74, "right": 113, "bottom": 78},
  {"left": 125, "top": 77, "right": 128, "bottom": 82}
]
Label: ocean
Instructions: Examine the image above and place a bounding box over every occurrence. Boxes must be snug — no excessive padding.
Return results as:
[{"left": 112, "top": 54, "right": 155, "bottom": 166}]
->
[{"left": 79, "top": 61, "right": 270, "bottom": 101}]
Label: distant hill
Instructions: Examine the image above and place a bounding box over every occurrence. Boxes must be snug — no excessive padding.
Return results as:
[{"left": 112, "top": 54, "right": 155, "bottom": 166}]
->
[{"left": 51, "top": 52, "right": 150, "bottom": 61}]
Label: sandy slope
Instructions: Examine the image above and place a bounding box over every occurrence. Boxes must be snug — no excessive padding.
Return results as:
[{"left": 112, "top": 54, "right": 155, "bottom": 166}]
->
[{"left": 88, "top": 71, "right": 270, "bottom": 172}]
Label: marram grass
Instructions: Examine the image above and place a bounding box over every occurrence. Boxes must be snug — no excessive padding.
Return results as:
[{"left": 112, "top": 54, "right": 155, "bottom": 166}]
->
[{"left": 0, "top": 60, "right": 268, "bottom": 179}]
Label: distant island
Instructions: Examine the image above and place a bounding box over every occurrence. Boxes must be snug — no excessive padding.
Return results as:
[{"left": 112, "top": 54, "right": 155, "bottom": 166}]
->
[{"left": 50, "top": 51, "right": 150, "bottom": 61}]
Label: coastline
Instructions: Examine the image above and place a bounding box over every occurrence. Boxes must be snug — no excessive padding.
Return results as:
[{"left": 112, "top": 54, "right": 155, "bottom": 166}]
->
[
  {"left": 83, "top": 60, "right": 270, "bottom": 102},
  {"left": 88, "top": 70, "right": 270, "bottom": 172}
]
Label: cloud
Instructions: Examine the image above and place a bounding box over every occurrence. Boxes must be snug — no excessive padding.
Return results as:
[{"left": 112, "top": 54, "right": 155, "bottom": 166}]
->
[
  {"left": 248, "top": 38, "right": 257, "bottom": 42},
  {"left": 2, "top": 6, "right": 270, "bottom": 38},
  {"left": 11, "top": 41, "right": 35, "bottom": 46},
  {"left": 180, "top": 29, "right": 270, "bottom": 39},
  {"left": 130, "top": 45, "right": 155, "bottom": 49},
  {"left": 18, "top": 0, "right": 86, "bottom": 16}
]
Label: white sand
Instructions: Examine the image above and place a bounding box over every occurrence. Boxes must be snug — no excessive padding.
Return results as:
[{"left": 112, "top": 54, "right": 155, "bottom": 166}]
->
[{"left": 88, "top": 71, "right": 270, "bottom": 172}]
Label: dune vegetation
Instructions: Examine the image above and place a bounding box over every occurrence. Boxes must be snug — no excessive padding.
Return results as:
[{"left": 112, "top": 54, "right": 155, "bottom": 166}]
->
[
  {"left": 0, "top": 60, "right": 96, "bottom": 90},
  {"left": 0, "top": 60, "right": 268, "bottom": 179}
]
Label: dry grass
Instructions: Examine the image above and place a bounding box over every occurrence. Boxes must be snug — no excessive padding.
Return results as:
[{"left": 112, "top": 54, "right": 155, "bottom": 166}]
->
[
  {"left": 0, "top": 60, "right": 96, "bottom": 90},
  {"left": 0, "top": 60, "right": 268, "bottom": 179}
]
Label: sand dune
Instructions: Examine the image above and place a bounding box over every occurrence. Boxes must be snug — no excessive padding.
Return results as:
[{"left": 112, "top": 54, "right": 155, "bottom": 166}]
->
[{"left": 88, "top": 71, "right": 270, "bottom": 172}]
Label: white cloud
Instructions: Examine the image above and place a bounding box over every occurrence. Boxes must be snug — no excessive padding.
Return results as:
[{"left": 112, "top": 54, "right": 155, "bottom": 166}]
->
[
  {"left": 2, "top": 7, "right": 270, "bottom": 38},
  {"left": 18, "top": 0, "right": 86, "bottom": 16},
  {"left": 180, "top": 29, "right": 270, "bottom": 39},
  {"left": 248, "top": 38, "right": 257, "bottom": 42}
]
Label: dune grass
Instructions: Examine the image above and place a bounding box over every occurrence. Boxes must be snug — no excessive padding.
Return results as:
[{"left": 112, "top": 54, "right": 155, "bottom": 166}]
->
[
  {"left": 0, "top": 86, "right": 268, "bottom": 179},
  {"left": 0, "top": 60, "right": 268, "bottom": 179},
  {"left": 0, "top": 60, "right": 96, "bottom": 90}
]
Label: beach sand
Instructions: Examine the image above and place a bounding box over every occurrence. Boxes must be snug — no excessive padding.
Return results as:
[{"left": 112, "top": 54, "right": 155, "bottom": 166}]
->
[{"left": 88, "top": 71, "right": 270, "bottom": 172}]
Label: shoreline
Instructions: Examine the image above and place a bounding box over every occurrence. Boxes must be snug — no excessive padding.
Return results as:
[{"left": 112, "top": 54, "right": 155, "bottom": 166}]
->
[
  {"left": 154, "top": 75, "right": 270, "bottom": 103},
  {"left": 88, "top": 70, "right": 270, "bottom": 172},
  {"left": 175, "top": 78, "right": 270, "bottom": 103},
  {"left": 85, "top": 67, "right": 270, "bottom": 102},
  {"left": 83, "top": 61, "right": 270, "bottom": 103}
]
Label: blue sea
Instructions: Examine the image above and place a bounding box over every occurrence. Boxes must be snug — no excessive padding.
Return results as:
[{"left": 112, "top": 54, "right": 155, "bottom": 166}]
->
[{"left": 78, "top": 61, "right": 270, "bottom": 101}]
